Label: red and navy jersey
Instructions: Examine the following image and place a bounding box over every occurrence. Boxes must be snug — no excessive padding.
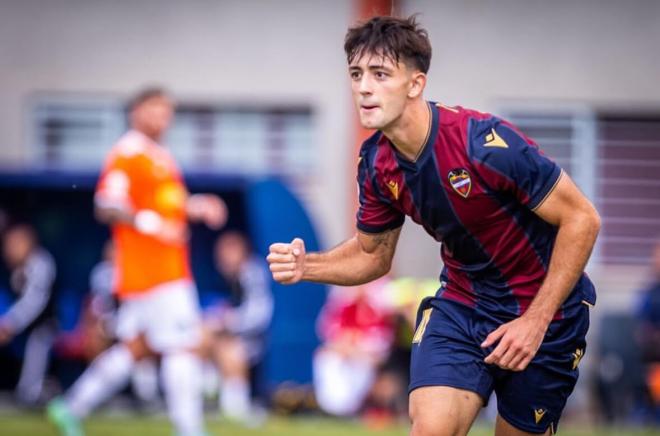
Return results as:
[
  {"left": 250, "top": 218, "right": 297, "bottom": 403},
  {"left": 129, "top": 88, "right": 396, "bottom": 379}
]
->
[{"left": 356, "top": 102, "right": 596, "bottom": 321}]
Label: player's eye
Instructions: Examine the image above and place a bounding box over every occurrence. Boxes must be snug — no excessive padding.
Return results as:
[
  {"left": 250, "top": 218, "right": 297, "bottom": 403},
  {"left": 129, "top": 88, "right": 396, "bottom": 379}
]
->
[
  {"left": 375, "top": 71, "right": 388, "bottom": 79},
  {"left": 350, "top": 71, "right": 362, "bottom": 80}
]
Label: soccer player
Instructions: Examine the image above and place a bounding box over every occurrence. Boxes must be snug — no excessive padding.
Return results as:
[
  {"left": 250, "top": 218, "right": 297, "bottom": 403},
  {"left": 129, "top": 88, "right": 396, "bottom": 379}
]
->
[
  {"left": 48, "top": 88, "right": 226, "bottom": 436},
  {"left": 0, "top": 224, "right": 57, "bottom": 406},
  {"left": 267, "top": 16, "right": 600, "bottom": 436}
]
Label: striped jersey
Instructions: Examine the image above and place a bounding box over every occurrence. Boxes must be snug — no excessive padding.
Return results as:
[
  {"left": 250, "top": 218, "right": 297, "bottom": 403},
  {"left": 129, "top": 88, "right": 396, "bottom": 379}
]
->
[{"left": 356, "top": 102, "right": 596, "bottom": 320}]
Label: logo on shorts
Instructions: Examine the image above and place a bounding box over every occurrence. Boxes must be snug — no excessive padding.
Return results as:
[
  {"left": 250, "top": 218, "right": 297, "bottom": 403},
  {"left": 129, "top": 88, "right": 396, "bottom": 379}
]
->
[
  {"left": 534, "top": 408, "right": 546, "bottom": 424},
  {"left": 412, "top": 308, "right": 433, "bottom": 344},
  {"left": 448, "top": 169, "right": 472, "bottom": 198},
  {"left": 572, "top": 348, "right": 584, "bottom": 370}
]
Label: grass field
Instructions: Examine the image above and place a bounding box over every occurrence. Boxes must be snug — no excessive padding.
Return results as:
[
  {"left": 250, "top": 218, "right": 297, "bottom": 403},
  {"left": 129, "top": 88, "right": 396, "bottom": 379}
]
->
[{"left": 2, "top": 413, "right": 659, "bottom": 436}]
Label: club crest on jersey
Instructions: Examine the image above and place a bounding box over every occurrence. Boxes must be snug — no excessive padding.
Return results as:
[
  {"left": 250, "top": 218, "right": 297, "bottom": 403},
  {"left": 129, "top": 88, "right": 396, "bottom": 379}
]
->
[{"left": 448, "top": 169, "right": 471, "bottom": 198}]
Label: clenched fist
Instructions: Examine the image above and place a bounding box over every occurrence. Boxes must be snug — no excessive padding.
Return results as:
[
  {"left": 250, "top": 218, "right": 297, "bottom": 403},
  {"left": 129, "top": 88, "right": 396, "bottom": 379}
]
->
[{"left": 267, "top": 238, "right": 306, "bottom": 285}]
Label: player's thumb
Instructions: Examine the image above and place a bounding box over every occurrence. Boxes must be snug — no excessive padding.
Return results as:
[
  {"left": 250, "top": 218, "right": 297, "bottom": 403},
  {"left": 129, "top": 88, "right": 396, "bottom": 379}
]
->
[{"left": 291, "top": 238, "right": 305, "bottom": 257}]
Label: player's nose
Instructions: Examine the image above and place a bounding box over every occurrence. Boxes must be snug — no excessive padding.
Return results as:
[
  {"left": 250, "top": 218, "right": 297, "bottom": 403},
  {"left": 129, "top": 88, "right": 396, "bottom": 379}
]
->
[{"left": 358, "top": 75, "right": 373, "bottom": 95}]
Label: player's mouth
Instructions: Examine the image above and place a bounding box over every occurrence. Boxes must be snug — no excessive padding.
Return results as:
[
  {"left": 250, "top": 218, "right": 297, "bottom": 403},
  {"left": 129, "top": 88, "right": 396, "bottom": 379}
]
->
[{"left": 360, "top": 104, "right": 379, "bottom": 112}]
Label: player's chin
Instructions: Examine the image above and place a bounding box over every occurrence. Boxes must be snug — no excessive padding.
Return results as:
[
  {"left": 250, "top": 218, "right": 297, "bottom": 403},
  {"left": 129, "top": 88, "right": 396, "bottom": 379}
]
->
[{"left": 358, "top": 115, "right": 383, "bottom": 130}]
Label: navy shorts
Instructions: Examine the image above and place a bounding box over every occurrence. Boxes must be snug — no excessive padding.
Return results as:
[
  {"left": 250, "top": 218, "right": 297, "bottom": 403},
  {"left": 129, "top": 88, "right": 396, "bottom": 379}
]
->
[{"left": 410, "top": 297, "right": 589, "bottom": 434}]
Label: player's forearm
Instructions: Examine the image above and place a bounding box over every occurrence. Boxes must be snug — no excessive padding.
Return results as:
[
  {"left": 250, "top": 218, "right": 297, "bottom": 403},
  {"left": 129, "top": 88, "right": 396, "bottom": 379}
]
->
[
  {"left": 95, "top": 205, "right": 135, "bottom": 226},
  {"left": 3, "top": 281, "right": 52, "bottom": 334},
  {"left": 302, "top": 237, "right": 391, "bottom": 286},
  {"left": 525, "top": 209, "right": 601, "bottom": 324},
  {"left": 96, "top": 205, "right": 184, "bottom": 239}
]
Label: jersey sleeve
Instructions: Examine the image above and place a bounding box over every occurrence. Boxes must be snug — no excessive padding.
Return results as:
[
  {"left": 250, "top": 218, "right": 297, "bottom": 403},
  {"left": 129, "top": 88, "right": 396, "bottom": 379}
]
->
[
  {"left": 95, "top": 152, "right": 135, "bottom": 211},
  {"left": 355, "top": 153, "right": 405, "bottom": 233},
  {"left": 469, "top": 117, "right": 562, "bottom": 210}
]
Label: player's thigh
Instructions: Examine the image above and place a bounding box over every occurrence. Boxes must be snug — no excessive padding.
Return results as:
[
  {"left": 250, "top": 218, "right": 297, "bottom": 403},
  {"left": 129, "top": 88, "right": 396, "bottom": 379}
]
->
[
  {"left": 115, "top": 297, "right": 143, "bottom": 344},
  {"left": 143, "top": 280, "right": 203, "bottom": 353},
  {"left": 124, "top": 333, "right": 154, "bottom": 360},
  {"left": 495, "top": 415, "right": 552, "bottom": 436},
  {"left": 409, "top": 386, "right": 483, "bottom": 436}
]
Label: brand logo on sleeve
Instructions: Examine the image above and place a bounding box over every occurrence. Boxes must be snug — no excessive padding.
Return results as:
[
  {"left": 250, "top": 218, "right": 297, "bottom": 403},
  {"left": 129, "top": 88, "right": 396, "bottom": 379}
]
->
[
  {"left": 386, "top": 180, "right": 400, "bottom": 200},
  {"left": 448, "top": 169, "right": 472, "bottom": 198},
  {"left": 484, "top": 128, "right": 509, "bottom": 148}
]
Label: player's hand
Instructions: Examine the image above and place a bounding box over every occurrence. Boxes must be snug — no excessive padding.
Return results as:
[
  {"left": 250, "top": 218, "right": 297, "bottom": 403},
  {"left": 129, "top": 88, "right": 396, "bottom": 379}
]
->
[
  {"left": 186, "top": 194, "right": 228, "bottom": 229},
  {"left": 267, "top": 238, "right": 306, "bottom": 285},
  {"left": 481, "top": 314, "right": 548, "bottom": 371},
  {"left": 157, "top": 218, "right": 189, "bottom": 245}
]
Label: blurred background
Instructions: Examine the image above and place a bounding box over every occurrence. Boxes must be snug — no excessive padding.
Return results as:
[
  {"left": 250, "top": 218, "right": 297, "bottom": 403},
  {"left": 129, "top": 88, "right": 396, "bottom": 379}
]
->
[{"left": 1, "top": 0, "right": 660, "bottom": 434}]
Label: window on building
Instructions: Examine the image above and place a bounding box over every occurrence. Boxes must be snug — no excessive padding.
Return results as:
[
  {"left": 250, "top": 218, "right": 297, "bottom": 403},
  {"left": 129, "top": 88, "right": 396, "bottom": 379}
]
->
[{"left": 503, "top": 106, "right": 660, "bottom": 265}]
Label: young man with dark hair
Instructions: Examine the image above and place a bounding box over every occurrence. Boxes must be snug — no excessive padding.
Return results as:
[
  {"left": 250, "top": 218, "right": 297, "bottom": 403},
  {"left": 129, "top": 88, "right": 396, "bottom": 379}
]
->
[
  {"left": 268, "top": 16, "right": 600, "bottom": 436},
  {"left": 49, "top": 87, "right": 227, "bottom": 436}
]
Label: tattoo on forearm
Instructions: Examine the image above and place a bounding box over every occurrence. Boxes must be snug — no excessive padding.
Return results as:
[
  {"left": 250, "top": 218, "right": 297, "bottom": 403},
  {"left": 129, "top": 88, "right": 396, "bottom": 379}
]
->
[{"left": 372, "top": 231, "right": 392, "bottom": 248}]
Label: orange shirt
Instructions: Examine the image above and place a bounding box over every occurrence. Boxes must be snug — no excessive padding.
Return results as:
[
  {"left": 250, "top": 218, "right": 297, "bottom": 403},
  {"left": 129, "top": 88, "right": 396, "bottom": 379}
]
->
[{"left": 95, "top": 131, "right": 191, "bottom": 299}]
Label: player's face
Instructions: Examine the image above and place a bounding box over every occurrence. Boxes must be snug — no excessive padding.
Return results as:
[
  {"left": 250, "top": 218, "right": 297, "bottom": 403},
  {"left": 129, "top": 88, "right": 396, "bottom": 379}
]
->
[
  {"left": 349, "top": 53, "right": 416, "bottom": 130},
  {"left": 131, "top": 96, "right": 174, "bottom": 139},
  {"left": 215, "top": 236, "right": 248, "bottom": 277}
]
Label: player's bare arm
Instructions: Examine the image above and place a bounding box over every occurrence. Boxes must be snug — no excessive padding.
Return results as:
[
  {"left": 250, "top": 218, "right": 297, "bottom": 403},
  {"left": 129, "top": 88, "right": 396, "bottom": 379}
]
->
[
  {"left": 267, "top": 226, "right": 401, "bottom": 286},
  {"left": 95, "top": 204, "right": 187, "bottom": 244},
  {"left": 186, "top": 193, "right": 228, "bottom": 229},
  {"left": 482, "top": 172, "right": 600, "bottom": 371},
  {"left": 94, "top": 204, "right": 134, "bottom": 227}
]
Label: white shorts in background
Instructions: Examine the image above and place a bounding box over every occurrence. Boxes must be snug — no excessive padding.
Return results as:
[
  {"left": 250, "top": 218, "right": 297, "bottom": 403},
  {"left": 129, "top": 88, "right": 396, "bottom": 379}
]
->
[{"left": 116, "top": 279, "right": 202, "bottom": 352}]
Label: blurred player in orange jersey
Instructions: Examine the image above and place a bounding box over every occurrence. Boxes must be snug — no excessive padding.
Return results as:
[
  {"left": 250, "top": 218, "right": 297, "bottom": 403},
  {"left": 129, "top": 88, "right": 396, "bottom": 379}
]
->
[{"left": 48, "top": 88, "right": 226, "bottom": 436}]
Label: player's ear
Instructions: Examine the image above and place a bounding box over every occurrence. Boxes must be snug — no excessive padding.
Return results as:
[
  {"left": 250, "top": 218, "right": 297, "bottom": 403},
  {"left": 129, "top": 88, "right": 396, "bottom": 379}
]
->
[{"left": 408, "top": 71, "right": 426, "bottom": 99}]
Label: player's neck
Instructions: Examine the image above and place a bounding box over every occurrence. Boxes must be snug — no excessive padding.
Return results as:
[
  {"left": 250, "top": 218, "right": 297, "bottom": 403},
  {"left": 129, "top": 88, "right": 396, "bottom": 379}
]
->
[
  {"left": 134, "top": 127, "right": 162, "bottom": 144},
  {"left": 382, "top": 99, "right": 431, "bottom": 162}
]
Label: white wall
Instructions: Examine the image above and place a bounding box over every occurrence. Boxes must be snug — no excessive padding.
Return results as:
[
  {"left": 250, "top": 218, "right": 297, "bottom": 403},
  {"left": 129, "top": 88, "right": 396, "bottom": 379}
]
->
[
  {"left": 1, "top": 0, "right": 659, "bottom": 286},
  {"left": 408, "top": 0, "right": 660, "bottom": 111}
]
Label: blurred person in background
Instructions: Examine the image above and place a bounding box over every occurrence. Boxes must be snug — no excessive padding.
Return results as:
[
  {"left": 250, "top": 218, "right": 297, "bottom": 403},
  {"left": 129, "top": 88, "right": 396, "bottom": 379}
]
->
[
  {"left": 312, "top": 278, "right": 394, "bottom": 417},
  {"left": 0, "top": 223, "right": 57, "bottom": 406},
  {"left": 268, "top": 15, "right": 601, "bottom": 436},
  {"left": 48, "top": 87, "right": 227, "bottom": 436},
  {"left": 54, "top": 241, "right": 116, "bottom": 363},
  {"left": 54, "top": 240, "right": 159, "bottom": 407},
  {"left": 204, "top": 230, "right": 273, "bottom": 422},
  {"left": 635, "top": 239, "right": 660, "bottom": 423},
  {"left": 361, "top": 277, "right": 438, "bottom": 424}
]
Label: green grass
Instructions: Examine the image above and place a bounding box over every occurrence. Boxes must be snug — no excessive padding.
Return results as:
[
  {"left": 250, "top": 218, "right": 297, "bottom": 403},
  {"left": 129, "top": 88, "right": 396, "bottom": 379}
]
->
[{"left": 2, "top": 412, "right": 659, "bottom": 436}]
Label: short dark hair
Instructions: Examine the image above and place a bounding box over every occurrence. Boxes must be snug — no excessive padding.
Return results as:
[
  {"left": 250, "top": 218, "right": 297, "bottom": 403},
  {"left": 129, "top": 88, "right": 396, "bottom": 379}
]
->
[
  {"left": 344, "top": 15, "right": 432, "bottom": 73},
  {"left": 127, "top": 86, "right": 169, "bottom": 112}
]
